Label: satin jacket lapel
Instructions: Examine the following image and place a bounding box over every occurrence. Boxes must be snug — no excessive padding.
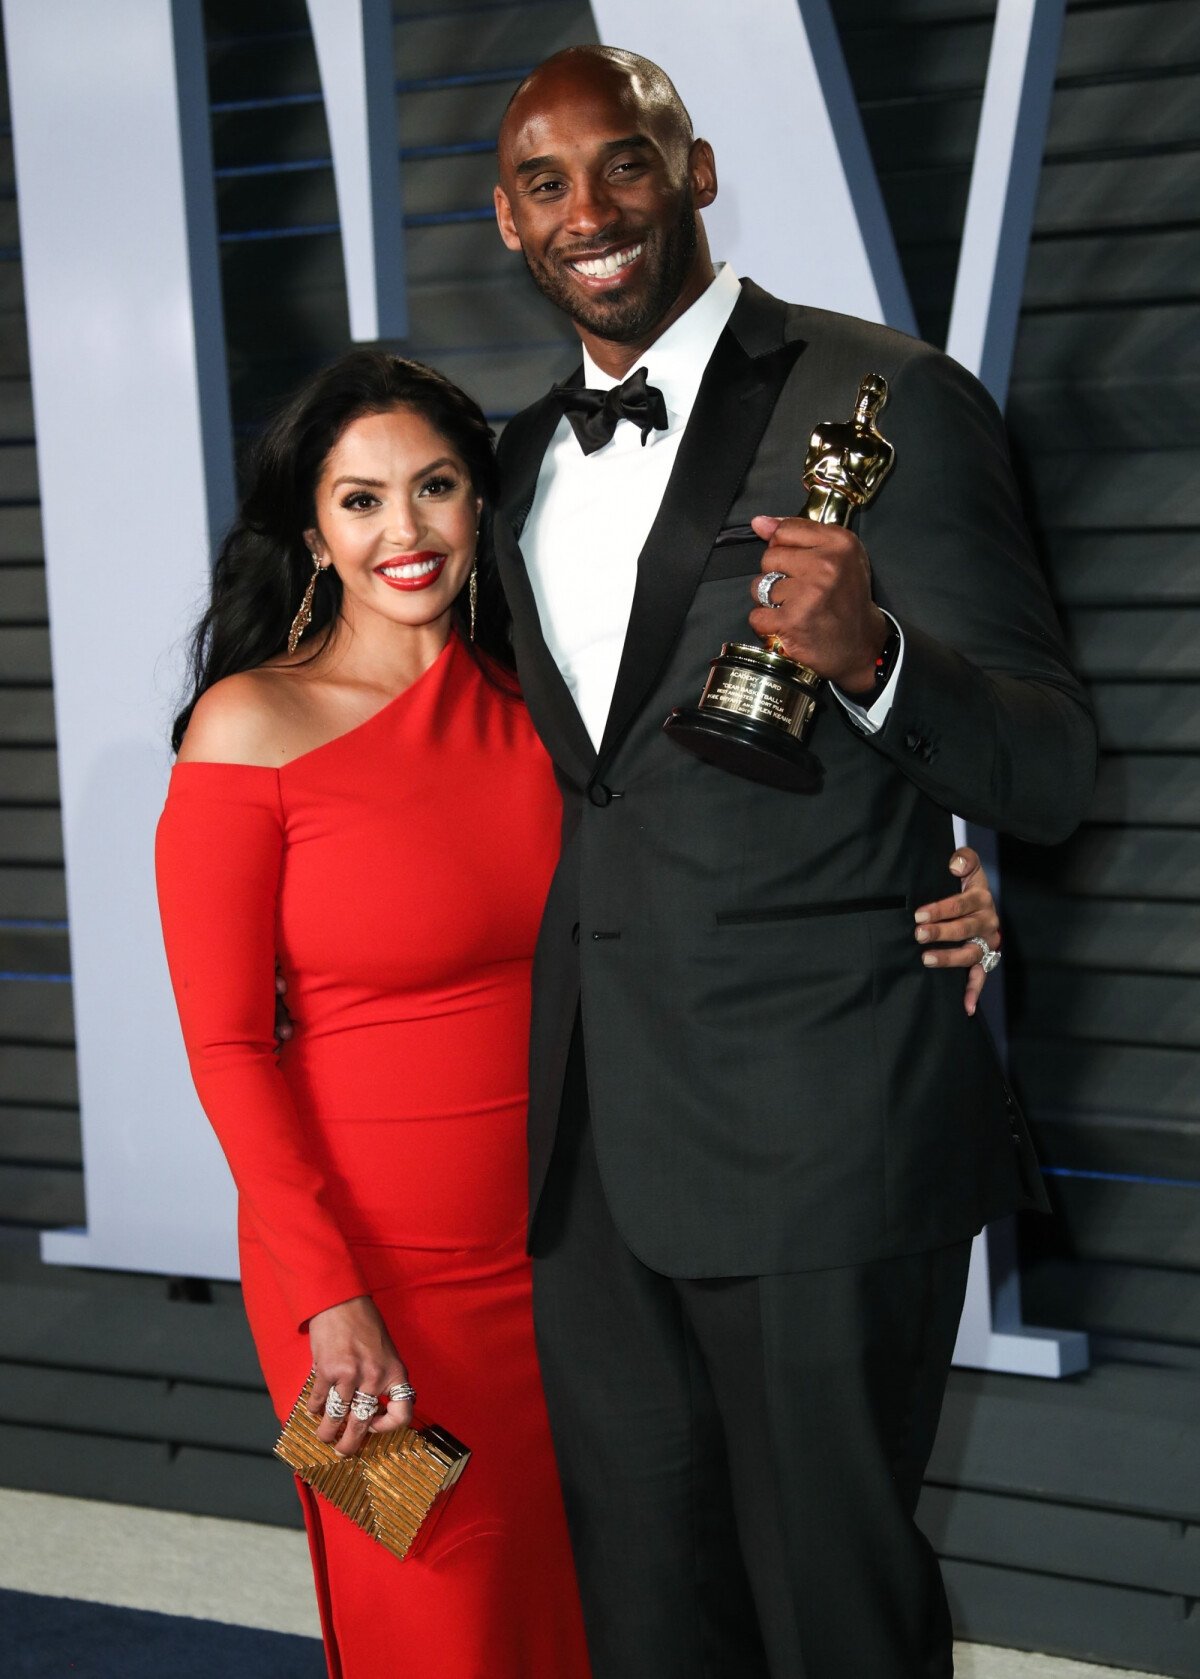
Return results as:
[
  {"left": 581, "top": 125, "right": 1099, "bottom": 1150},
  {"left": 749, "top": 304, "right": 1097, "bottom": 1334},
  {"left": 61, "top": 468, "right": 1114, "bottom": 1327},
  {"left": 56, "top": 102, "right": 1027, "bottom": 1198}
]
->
[
  {"left": 494, "top": 382, "right": 598, "bottom": 787},
  {"left": 595, "top": 288, "right": 806, "bottom": 771}
]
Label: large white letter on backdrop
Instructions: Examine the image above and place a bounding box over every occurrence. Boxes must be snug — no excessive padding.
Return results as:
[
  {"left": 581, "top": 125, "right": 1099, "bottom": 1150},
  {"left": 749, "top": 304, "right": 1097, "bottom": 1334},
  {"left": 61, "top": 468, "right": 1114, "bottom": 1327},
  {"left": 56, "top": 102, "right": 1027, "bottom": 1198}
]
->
[
  {"left": 589, "top": 0, "right": 1084, "bottom": 1376},
  {"left": 14, "top": 0, "right": 1086, "bottom": 1372},
  {"left": 3, "top": 0, "right": 240, "bottom": 1276},
  {"left": 307, "top": 0, "right": 408, "bottom": 341}
]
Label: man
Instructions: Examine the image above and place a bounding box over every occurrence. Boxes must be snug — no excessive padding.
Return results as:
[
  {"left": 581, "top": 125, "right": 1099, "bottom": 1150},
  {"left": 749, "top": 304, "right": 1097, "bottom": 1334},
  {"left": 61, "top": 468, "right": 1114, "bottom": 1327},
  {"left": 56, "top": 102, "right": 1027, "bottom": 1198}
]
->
[{"left": 490, "top": 45, "right": 1095, "bottom": 1678}]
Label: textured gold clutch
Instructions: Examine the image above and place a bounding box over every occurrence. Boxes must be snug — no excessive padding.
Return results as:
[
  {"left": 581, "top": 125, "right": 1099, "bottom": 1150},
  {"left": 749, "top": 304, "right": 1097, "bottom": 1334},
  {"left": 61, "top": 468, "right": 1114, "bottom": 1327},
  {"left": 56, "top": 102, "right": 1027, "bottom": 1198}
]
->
[{"left": 274, "top": 1373, "right": 471, "bottom": 1561}]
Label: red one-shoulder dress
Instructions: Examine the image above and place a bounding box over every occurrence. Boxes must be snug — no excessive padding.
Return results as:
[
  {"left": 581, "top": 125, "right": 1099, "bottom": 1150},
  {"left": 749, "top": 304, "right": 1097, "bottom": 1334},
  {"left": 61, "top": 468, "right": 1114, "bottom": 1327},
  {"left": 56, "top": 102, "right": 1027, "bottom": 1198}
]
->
[{"left": 155, "top": 635, "right": 590, "bottom": 1679}]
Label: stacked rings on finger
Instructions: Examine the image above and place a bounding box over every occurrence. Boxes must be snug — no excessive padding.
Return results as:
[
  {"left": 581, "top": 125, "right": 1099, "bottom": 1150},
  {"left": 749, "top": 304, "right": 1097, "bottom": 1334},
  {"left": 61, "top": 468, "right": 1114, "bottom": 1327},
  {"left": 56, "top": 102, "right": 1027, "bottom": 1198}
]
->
[
  {"left": 756, "top": 570, "right": 787, "bottom": 609},
  {"left": 324, "top": 1385, "right": 349, "bottom": 1421},
  {"left": 388, "top": 1383, "right": 417, "bottom": 1405},
  {"left": 350, "top": 1390, "right": 380, "bottom": 1422},
  {"left": 967, "top": 935, "right": 1002, "bottom": 974}
]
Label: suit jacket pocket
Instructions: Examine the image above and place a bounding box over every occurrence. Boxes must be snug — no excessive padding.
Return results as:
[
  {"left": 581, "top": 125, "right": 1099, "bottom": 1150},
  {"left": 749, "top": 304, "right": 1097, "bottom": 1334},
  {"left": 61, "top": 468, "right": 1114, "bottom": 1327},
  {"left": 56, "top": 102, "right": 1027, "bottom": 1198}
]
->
[
  {"left": 699, "top": 535, "right": 766, "bottom": 583},
  {"left": 716, "top": 894, "right": 908, "bottom": 926}
]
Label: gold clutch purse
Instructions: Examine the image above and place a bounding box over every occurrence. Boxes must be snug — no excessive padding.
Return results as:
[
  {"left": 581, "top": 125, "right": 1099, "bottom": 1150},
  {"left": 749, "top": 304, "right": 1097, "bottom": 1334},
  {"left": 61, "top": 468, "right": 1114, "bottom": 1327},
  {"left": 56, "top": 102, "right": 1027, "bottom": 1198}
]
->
[{"left": 274, "top": 1372, "right": 471, "bottom": 1561}]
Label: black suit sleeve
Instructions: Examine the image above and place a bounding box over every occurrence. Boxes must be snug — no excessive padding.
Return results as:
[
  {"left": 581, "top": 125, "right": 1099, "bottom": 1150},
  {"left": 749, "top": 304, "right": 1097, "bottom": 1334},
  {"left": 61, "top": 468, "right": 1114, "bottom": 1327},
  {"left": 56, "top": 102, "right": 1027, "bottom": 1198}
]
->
[{"left": 854, "top": 344, "right": 1096, "bottom": 844}]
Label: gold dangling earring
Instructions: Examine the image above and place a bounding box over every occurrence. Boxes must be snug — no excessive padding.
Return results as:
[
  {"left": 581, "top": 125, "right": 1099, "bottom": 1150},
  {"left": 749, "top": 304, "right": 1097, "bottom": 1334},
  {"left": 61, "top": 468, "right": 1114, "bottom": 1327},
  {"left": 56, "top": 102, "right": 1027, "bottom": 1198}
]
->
[
  {"left": 468, "top": 559, "right": 478, "bottom": 643},
  {"left": 288, "top": 553, "right": 323, "bottom": 656}
]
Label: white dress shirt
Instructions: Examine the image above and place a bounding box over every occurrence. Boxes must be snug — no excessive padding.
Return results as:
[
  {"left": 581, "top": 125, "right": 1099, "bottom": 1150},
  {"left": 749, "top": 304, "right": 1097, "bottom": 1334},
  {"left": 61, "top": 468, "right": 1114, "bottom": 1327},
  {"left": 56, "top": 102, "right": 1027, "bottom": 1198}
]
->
[{"left": 522, "top": 264, "right": 901, "bottom": 748}]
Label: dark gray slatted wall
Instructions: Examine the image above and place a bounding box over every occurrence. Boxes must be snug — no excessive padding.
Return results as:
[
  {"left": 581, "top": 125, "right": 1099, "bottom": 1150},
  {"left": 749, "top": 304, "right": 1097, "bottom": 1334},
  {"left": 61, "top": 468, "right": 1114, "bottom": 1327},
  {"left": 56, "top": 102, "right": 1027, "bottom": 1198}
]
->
[
  {"left": 999, "top": 0, "right": 1200, "bottom": 1387},
  {"left": 0, "top": 3, "right": 1196, "bottom": 1671},
  {"left": 832, "top": 1, "right": 1200, "bottom": 1668}
]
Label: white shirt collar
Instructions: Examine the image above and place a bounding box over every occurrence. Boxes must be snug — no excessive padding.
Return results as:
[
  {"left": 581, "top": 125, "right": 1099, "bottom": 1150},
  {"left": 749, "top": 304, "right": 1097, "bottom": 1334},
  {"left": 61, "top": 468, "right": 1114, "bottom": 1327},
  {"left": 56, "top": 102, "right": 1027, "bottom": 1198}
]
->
[{"left": 580, "top": 262, "right": 741, "bottom": 429}]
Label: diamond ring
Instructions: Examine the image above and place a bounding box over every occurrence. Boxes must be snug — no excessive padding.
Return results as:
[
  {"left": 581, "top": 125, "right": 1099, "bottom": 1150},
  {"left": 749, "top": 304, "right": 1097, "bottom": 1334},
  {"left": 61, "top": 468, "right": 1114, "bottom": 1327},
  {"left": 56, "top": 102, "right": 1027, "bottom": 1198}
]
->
[
  {"left": 968, "top": 935, "right": 1001, "bottom": 974},
  {"left": 323, "top": 1385, "right": 349, "bottom": 1421},
  {"left": 350, "top": 1390, "right": 380, "bottom": 1423},
  {"left": 756, "top": 570, "right": 787, "bottom": 609}
]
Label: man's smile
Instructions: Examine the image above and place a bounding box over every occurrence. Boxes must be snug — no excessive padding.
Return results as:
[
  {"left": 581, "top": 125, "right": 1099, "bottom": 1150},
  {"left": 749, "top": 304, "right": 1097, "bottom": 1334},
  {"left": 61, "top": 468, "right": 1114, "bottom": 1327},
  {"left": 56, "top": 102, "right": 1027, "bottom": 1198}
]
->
[{"left": 566, "top": 241, "right": 645, "bottom": 283}]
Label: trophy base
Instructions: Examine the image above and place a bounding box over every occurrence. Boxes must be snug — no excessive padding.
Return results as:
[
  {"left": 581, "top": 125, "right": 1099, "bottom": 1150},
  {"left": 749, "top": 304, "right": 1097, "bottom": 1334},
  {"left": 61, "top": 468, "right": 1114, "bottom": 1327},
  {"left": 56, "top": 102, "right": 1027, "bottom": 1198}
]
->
[{"left": 663, "top": 707, "right": 824, "bottom": 794}]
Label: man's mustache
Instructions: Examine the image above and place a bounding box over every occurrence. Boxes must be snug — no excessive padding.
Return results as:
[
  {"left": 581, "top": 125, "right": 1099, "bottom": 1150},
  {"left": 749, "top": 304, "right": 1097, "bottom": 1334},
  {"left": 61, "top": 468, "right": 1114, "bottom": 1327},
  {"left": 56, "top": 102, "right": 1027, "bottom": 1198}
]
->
[{"left": 553, "top": 232, "right": 648, "bottom": 263}]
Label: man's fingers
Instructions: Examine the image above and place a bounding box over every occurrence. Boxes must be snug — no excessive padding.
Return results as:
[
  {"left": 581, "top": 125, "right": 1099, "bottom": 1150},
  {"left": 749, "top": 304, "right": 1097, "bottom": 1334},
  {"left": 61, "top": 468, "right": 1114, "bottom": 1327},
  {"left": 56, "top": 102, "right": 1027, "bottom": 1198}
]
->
[
  {"left": 949, "top": 846, "right": 981, "bottom": 886},
  {"left": 751, "top": 512, "right": 839, "bottom": 550},
  {"left": 914, "top": 891, "right": 999, "bottom": 941},
  {"left": 915, "top": 887, "right": 990, "bottom": 923}
]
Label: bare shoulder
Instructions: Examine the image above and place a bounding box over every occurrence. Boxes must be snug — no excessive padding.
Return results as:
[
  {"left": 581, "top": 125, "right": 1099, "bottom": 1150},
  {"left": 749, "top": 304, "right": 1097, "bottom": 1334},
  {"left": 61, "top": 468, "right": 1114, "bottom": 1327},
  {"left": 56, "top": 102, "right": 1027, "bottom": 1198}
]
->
[{"left": 176, "top": 670, "right": 309, "bottom": 766}]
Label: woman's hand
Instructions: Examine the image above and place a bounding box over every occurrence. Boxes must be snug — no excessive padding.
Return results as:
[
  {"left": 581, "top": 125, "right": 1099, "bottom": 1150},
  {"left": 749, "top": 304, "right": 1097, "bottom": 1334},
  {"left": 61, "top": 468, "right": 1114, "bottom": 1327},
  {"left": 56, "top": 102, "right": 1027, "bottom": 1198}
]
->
[
  {"left": 913, "top": 846, "right": 1001, "bottom": 1017},
  {"left": 306, "top": 1295, "right": 415, "bottom": 1457}
]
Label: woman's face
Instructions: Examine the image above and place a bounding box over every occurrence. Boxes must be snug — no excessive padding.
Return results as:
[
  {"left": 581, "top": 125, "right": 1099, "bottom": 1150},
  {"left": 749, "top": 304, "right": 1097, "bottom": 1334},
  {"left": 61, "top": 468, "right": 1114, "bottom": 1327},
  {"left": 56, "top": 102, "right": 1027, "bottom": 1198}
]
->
[{"left": 305, "top": 405, "right": 481, "bottom": 641}]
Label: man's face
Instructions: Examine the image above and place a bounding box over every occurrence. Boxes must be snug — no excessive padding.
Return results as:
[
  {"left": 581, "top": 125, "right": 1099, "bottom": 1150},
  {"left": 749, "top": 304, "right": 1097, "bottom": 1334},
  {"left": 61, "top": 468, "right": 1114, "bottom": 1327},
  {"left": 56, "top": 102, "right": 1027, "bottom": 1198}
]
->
[{"left": 494, "top": 66, "right": 716, "bottom": 346}]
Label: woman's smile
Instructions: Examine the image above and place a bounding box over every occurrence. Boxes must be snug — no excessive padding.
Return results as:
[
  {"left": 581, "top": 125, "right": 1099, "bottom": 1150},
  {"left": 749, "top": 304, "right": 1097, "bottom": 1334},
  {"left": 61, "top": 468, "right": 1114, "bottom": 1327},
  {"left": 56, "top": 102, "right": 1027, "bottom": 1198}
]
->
[{"left": 375, "top": 552, "right": 448, "bottom": 590}]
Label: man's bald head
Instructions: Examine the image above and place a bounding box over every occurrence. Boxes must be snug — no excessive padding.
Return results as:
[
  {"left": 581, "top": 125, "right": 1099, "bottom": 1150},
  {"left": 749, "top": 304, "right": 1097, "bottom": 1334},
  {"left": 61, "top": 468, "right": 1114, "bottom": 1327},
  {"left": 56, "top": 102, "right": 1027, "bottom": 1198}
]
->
[
  {"left": 492, "top": 44, "right": 717, "bottom": 368},
  {"left": 499, "top": 46, "right": 694, "bottom": 167}
]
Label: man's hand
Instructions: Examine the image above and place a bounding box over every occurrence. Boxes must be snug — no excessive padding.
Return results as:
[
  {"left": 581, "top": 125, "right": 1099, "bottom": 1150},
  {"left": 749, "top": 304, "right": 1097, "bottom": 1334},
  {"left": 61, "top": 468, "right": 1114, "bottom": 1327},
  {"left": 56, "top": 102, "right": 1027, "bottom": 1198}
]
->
[
  {"left": 747, "top": 513, "right": 888, "bottom": 692},
  {"left": 913, "top": 847, "right": 1002, "bottom": 1017}
]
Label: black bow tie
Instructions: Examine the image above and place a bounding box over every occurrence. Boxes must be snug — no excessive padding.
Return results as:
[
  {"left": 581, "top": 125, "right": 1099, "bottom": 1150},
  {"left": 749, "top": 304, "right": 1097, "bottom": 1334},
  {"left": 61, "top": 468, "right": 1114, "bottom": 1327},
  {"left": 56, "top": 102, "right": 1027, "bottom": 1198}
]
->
[{"left": 552, "top": 365, "right": 669, "bottom": 456}]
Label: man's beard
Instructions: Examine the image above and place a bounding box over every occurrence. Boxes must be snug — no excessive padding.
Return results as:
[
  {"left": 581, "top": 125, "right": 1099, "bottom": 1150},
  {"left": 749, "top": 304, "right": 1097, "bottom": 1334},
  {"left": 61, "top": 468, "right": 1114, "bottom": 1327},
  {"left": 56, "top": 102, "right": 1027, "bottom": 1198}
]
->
[{"left": 523, "top": 191, "right": 699, "bottom": 344}]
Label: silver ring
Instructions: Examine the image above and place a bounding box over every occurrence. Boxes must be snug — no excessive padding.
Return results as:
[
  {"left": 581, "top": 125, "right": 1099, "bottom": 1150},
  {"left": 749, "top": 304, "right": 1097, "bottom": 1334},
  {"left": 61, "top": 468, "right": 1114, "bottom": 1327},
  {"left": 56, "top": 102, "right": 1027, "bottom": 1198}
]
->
[
  {"left": 968, "top": 935, "right": 1001, "bottom": 974},
  {"left": 350, "top": 1390, "right": 380, "bottom": 1422},
  {"left": 323, "top": 1385, "right": 348, "bottom": 1421},
  {"left": 756, "top": 570, "right": 787, "bottom": 609},
  {"left": 388, "top": 1383, "right": 416, "bottom": 1405}
]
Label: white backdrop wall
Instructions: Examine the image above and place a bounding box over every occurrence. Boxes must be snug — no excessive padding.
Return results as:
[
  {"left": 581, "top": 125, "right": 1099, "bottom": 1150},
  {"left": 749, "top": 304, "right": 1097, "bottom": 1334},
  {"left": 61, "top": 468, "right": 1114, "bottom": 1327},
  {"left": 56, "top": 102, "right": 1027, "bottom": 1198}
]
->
[{"left": 7, "top": 0, "right": 1081, "bottom": 1371}]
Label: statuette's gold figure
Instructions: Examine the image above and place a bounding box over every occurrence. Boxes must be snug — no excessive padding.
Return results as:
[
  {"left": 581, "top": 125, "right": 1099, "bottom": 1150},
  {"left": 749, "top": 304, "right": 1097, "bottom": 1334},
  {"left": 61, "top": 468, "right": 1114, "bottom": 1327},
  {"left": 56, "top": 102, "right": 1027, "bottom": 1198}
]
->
[
  {"left": 799, "top": 372, "right": 894, "bottom": 527},
  {"left": 664, "top": 371, "right": 898, "bottom": 793}
]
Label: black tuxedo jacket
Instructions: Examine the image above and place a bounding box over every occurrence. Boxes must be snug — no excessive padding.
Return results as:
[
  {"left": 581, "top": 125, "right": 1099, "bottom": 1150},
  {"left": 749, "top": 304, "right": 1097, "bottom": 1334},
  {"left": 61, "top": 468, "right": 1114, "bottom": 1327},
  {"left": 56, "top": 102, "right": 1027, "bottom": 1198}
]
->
[{"left": 494, "top": 279, "right": 1095, "bottom": 1278}]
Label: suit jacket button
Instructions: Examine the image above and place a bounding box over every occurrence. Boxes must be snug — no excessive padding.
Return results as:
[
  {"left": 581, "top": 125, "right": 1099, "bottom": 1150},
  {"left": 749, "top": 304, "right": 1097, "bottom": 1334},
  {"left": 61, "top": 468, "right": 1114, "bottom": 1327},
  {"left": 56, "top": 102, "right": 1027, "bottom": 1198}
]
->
[{"left": 588, "top": 782, "right": 613, "bottom": 807}]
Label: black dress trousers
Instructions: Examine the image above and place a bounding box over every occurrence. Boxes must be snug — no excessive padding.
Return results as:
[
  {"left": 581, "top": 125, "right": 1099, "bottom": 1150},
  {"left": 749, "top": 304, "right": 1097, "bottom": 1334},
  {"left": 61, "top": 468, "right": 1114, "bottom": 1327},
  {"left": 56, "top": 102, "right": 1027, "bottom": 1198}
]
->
[{"left": 531, "top": 1021, "right": 971, "bottom": 1679}]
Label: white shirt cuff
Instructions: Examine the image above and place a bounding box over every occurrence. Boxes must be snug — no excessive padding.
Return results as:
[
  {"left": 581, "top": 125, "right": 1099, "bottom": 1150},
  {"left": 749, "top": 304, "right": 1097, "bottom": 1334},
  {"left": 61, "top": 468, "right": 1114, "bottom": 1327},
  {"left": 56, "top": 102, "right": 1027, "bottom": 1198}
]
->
[{"left": 830, "top": 613, "right": 905, "bottom": 734}]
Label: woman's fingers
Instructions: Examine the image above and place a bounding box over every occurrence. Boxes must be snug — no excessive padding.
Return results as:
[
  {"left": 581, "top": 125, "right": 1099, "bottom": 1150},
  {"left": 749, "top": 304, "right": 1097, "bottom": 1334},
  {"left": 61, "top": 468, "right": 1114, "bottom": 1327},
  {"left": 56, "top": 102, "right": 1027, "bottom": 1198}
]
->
[
  {"left": 369, "top": 1365, "right": 417, "bottom": 1435},
  {"left": 313, "top": 1363, "right": 358, "bottom": 1446},
  {"left": 310, "top": 1365, "right": 415, "bottom": 1454}
]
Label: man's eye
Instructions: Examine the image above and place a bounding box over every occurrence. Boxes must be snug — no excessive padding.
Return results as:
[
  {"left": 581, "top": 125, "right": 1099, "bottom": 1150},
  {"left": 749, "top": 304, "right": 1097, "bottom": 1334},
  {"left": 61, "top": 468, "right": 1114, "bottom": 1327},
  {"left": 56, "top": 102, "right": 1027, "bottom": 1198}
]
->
[{"left": 528, "top": 178, "right": 564, "bottom": 195}]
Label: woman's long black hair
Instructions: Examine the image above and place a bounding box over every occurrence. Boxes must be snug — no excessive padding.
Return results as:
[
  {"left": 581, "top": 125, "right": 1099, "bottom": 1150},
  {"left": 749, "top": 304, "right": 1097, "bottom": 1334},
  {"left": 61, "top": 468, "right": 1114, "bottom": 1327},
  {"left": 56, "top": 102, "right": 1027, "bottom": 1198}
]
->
[{"left": 172, "top": 349, "right": 510, "bottom": 752}]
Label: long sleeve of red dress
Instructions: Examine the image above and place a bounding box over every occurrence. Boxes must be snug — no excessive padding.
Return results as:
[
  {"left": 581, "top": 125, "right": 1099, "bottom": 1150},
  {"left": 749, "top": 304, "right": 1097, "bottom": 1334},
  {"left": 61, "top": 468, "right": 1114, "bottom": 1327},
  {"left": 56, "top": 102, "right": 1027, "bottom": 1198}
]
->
[{"left": 155, "top": 762, "right": 368, "bottom": 1329}]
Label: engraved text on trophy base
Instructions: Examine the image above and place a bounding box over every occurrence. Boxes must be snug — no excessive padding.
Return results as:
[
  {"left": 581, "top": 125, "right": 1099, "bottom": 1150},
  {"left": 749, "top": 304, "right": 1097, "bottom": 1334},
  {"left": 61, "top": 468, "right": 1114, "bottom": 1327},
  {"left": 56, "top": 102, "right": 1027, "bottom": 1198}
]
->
[{"left": 700, "top": 667, "right": 815, "bottom": 738}]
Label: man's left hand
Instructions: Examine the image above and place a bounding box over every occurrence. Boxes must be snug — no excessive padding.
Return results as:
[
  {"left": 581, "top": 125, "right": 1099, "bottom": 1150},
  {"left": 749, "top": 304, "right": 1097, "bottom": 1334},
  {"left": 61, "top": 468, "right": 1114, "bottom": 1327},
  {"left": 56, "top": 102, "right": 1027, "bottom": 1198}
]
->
[{"left": 747, "top": 513, "right": 888, "bottom": 693}]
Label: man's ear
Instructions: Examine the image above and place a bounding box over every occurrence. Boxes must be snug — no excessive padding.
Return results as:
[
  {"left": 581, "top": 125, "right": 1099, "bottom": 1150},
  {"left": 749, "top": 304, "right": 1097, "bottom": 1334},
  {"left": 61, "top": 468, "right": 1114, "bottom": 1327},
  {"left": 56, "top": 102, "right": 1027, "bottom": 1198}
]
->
[
  {"left": 494, "top": 183, "right": 524, "bottom": 253},
  {"left": 690, "top": 138, "right": 718, "bottom": 212}
]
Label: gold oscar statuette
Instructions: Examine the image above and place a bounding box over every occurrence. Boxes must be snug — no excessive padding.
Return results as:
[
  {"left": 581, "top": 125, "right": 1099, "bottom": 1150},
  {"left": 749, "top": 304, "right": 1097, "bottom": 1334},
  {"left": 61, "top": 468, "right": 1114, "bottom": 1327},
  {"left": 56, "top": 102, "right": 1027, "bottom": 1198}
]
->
[{"left": 663, "top": 371, "right": 896, "bottom": 792}]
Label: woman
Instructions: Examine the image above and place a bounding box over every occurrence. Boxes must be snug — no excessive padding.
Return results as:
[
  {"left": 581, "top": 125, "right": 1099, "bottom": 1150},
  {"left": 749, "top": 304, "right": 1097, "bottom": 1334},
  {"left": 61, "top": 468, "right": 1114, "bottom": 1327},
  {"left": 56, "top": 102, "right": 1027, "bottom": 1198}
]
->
[{"left": 155, "top": 349, "right": 1002, "bottom": 1678}]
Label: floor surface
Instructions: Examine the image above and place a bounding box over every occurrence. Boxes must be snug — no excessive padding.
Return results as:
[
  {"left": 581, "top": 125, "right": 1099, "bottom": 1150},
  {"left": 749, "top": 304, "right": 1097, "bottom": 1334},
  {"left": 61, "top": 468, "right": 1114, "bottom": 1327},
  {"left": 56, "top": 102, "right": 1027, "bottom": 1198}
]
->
[{"left": 0, "top": 1487, "right": 1173, "bottom": 1678}]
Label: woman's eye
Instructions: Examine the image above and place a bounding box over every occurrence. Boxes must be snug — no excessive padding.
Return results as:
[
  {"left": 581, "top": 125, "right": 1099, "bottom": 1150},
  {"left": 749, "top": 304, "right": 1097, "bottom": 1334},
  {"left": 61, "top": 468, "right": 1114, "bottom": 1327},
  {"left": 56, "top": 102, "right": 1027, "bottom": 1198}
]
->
[
  {"left": 341, "top": 491, "right": 378, "bottom": 511},
  {"left": 419, "top": 475, "right": 457, "bottom": 496}
]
